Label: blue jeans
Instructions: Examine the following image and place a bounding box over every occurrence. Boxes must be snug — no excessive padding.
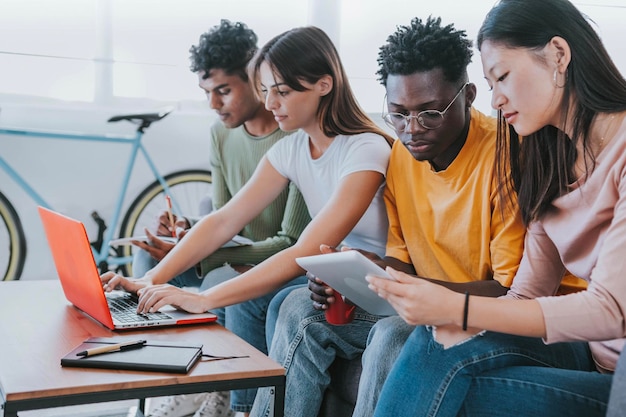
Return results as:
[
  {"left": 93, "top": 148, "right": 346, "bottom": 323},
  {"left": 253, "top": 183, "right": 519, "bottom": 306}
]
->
[
  {"left": 132, "top": 248, "right": 199, "bottom": 287},
  {"left": 352, "top": 316, "right": 414, "bottom": 417},
  {"left": 459, "top": 366, "right": 611, "bottom": 416},
  {"left": 265, "top": 283, "right": 308, "bottom": 348},
  {"left": 134, "top": 250, "right": 307, "bottom": 413},
  {"left": 251, "top": 287, "right": 398, "bottom": 417},
  {"left": 264, "top": 289, "right": 413, "bottom": 417},
  {"left": 607, "top": 347, "right": 626, "bottom": 417},
  {"left": 202, "top": 266, "right": 307, "bottom": 413},
  {"left": 373, "top": 326, "right": 602, "bottom": 417}
]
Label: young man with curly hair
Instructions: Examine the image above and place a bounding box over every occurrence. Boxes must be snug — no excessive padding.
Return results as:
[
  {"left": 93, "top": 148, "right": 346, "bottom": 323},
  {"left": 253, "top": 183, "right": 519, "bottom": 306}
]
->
[
  {"left": 136, "top": 20, "right": 311, "bottom": 417},
  {"left": 250, "top": 16, "right": 528, "bottom": 417}
]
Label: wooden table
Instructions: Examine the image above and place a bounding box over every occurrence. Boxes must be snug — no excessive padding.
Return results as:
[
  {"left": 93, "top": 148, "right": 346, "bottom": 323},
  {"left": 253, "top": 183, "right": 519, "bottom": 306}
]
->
[{"left": 0, "top": 280, "right": 285, "bottom": 416}]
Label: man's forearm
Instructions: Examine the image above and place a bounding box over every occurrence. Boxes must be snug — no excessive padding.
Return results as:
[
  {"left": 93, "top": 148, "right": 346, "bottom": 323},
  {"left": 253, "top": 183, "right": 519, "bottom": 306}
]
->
[
  {"left": 383, "top": 256, "right": 416, "bottom": 275},
  {"left": 383, "top": 256, "right": 508, "bottom": 297},
  {"left": 425, "top": 278, "right": 509, "bottom": 297}
]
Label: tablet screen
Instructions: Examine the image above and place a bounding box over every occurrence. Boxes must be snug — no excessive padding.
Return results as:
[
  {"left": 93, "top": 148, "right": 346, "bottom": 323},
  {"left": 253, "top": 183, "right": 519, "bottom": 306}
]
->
[{"left": 296, "top": 251, "right": 397, "bottom": 316}]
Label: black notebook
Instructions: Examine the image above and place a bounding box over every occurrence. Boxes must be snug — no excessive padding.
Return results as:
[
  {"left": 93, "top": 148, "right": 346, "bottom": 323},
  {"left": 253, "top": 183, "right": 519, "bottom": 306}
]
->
[{"left": 61, "top": 337, "right": 203, "bottom": 374}]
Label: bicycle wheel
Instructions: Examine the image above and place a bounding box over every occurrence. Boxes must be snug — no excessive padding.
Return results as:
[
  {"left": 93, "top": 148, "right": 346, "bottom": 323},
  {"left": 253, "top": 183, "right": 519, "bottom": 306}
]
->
[
  {"left": 0, "top": 191, "right": 27, "bottom": 281},
  {"left": 116, "top": 169, "right": 213, "bottom": 275}
]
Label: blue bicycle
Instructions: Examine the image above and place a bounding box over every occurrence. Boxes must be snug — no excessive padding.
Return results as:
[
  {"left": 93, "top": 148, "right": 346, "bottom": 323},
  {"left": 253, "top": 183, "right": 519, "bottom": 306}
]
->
[{"left": 0, "top": 108, "right": 212, "bottom": 281}]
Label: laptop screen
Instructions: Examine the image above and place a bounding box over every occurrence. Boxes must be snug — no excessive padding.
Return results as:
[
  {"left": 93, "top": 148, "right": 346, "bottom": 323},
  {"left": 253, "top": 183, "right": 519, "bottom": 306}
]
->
[{"left": 38, "top": 206, "right": 115, "bottom": 329}]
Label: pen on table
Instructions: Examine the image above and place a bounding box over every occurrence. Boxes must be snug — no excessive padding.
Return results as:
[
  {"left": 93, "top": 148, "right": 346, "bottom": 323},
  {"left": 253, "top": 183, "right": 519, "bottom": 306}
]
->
[
  {"left": 165, "top": 195, "right": 176, "bottom": 237},
  {"left": 76, "top": 339, "right": 147, "bottom": 358}
]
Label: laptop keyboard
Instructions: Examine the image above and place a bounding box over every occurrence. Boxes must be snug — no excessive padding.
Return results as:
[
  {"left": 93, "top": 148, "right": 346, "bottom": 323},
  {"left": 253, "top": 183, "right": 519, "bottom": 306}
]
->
[{"left": 108, "top": 293, "right": 173, "bottom": 323}]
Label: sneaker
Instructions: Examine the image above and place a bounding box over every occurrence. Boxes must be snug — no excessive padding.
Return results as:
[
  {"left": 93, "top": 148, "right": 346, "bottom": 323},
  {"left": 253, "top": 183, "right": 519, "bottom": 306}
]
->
[
  {"left": 193, "top": 391, "right": 234, "bottom": 417},
  {"left": 147, "top": 393, "right": 212, "bottom": 417}
]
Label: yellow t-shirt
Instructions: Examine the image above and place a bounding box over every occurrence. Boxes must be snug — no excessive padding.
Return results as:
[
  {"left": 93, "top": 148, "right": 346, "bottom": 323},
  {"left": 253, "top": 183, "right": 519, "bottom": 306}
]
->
[{"left": 384, "top": 107, "right": 525, "bottom": 286}]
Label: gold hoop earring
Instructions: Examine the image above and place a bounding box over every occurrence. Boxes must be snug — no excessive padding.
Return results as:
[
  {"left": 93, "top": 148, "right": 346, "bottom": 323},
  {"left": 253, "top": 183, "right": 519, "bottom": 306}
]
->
[{"left": 553, "top": 69, "right": 566, "bottom": 88}]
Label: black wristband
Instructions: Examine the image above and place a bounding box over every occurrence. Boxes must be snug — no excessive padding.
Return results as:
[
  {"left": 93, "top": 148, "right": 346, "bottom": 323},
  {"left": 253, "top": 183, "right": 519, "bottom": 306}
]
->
[{"left": 462, "top": 291, "right": 470, "bottom": 331}]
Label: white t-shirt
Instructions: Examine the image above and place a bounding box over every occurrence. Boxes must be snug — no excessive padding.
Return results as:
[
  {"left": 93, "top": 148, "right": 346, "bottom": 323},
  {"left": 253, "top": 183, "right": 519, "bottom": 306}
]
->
[{"left": 266, "top": 130, "right": 390, "bottom": 257}]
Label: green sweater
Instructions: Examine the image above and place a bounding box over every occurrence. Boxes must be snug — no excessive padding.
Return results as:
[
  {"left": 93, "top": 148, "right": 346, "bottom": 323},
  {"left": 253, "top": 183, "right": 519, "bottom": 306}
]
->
[{"left": 191, "top": 122, "right": 310, "bottom": 277}]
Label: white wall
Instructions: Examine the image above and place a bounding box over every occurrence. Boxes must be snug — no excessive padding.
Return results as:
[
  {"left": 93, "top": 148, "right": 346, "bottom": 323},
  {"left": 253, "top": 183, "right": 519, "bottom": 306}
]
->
[{"left": 1, "top": 0, "right": 624, "bottom": 280}]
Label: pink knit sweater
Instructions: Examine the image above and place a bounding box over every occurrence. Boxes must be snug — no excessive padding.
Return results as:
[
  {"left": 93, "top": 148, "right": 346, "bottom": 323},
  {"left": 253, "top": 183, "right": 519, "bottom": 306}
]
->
[{"left": 506, "top": 118, "right": 626, "bottom": 372}]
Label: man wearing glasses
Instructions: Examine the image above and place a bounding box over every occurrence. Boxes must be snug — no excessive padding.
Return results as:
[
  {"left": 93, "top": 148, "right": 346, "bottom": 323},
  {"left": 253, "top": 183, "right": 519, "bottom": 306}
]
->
[{"left": 250, "top": 17, "right": 527, "bottom": 417}]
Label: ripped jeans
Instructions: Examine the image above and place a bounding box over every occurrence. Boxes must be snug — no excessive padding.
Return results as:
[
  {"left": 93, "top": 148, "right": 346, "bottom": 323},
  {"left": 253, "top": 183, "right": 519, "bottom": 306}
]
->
[{"left": 373, "top": 326, "right": 609, "bottom": 417}]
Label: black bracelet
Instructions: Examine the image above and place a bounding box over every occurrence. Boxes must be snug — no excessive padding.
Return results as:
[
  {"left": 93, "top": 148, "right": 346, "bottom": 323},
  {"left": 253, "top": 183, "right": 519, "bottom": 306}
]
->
[{"left": 462, "top": 291, "right": 470, "bottom": 331}]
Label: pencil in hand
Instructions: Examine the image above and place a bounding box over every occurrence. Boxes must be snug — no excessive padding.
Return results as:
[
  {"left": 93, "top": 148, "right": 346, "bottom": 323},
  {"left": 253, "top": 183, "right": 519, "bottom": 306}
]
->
[{"left": 165, "top": 195, "right": 176, "bottom": 237}]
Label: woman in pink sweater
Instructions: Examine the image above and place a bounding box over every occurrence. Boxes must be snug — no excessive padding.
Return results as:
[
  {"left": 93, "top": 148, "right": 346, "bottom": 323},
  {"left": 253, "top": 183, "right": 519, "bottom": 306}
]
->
[{"left": 368, "top": 0, "right": 626, "bottom": 416}]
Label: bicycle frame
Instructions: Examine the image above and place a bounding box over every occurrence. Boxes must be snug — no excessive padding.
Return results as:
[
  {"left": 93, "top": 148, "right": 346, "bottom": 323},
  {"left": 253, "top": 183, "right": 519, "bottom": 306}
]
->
[{"left": 0, "top": 124, "right": 184, "bottom": 269}]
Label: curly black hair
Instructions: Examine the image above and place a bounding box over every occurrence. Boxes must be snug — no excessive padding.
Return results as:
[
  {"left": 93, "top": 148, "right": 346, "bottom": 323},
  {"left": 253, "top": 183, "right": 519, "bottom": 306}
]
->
[
  {"left": 189, "top": 19, "right": 258, "bottom": 80},
  {"left": 377, "top": 16, "right": 473, "bottom": 86}
]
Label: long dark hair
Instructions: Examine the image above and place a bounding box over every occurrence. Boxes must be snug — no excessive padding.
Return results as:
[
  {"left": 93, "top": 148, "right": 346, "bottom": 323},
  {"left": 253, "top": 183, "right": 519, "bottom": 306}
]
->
[
  {"left": 477, "top": 0, "right": 626, "bottom": 225},
  {"left": 249, "top": 26, "right": 394, "bottom": 146}
]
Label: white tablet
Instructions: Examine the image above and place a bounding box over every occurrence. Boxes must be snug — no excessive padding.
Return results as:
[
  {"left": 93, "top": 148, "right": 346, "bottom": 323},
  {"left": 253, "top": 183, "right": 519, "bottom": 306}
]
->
[{"left": 296, "top": 250, "right": 397, "bottom": 316}]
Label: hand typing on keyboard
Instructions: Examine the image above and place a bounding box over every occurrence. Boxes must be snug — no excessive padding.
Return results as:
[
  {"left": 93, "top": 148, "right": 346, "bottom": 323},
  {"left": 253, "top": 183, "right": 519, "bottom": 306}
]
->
[
  {"left": 137, "top": 284, "right": 211, "bottom": 314},
  {"left": 101, "top": 271, "right": 152, "bottom": 294},
  {"left": 108, "top": 293, "right": 172, "bottom": 323}
]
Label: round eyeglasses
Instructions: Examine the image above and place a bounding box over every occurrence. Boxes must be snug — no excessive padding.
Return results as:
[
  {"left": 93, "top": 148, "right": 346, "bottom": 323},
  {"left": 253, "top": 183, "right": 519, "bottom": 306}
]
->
[{"left": 382, "top": 82, "right": 469, "bottom": 132}]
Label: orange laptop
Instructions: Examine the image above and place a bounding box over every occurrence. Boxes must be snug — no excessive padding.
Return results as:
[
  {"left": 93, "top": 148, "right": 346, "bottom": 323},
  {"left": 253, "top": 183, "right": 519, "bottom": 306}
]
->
[{"left": 38, "top": 206, "right": 217, "bottom": 330}]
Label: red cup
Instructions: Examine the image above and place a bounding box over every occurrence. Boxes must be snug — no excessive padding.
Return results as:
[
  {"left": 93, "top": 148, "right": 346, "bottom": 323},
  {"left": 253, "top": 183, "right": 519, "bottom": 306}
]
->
[{"left": 325, "top": 290, "right": 356, "bottom": 325}]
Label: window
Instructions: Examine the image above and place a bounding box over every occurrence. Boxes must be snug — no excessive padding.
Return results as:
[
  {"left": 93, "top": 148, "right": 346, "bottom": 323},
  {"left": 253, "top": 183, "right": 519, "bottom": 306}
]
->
[
  {"left": 0, "top": 0, "right": 308, "bottom": 103},
  {"left": 110, "top": 0, "right": 308, "bottom": 101},
  {"left": 0, "top": 0, "right": 97, "bottom": 101},
  {"left": 0, "top": 0, "right": 624, "bottom": 113}
]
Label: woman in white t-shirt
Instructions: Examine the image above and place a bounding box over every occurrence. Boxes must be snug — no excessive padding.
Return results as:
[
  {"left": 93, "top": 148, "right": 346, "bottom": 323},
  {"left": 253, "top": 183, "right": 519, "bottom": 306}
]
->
[
  {"left": 101, "top": 25, "right": 393, "bottom": 415},
  {"left": 111, "top": 24, "right": 394, "bottom": 312}
]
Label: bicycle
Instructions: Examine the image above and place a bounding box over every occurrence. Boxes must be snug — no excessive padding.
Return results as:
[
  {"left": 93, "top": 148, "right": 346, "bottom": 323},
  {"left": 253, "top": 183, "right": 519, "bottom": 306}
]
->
[{"left": 0, "top": 107, "right": 213, "bottom": 281}]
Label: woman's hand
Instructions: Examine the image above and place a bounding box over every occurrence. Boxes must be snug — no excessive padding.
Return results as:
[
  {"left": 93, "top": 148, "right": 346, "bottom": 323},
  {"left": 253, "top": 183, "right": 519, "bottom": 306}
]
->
[
  {"left": 100, "top": 271, "right": 150, "bottom": 294},
  {"left": 136, "top": 284, "right": 209, "bottom": 314},
  {"left": 366, "top": 268, "right": 465, "bottom": 327}
]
